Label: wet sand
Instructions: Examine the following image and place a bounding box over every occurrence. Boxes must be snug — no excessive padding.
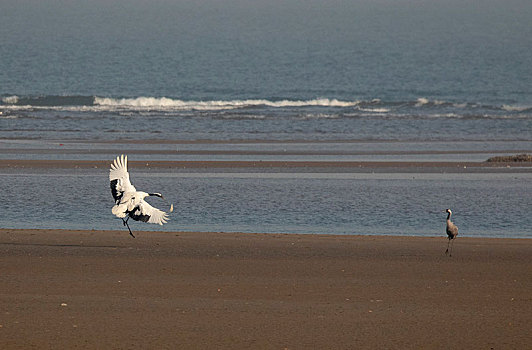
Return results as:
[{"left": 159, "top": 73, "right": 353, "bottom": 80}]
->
[
  {"left": 1, "top": 229, "right": 531, "bottom": 349},
  {"left": 1, "top": 158, "right": 530, "bottom": 170}
]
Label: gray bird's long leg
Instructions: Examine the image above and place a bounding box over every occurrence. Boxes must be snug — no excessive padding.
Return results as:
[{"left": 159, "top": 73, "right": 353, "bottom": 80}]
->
[
  {"left": 449, "top": 238, "right": 455, "bottom": 257},
  {"left": 445, "top": 239, "right": 451, "bottom": 255}
]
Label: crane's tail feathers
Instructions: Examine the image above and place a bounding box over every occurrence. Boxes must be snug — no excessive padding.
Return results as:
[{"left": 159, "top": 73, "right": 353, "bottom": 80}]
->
[{"left": 112, "top": 204, "right": 127, "bottom": 218}]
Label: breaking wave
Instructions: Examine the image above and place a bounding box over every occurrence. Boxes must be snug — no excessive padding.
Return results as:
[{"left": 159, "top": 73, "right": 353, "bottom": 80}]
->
[
  {"left": 502, "top": 104, "right": 532, "bottom": 112},
  {"left": 2, "top": 95, "right": 19, "bottom": 104},
  {"left": 1, "top": 95, "right": 530, "bottom": 119},
  {"left": 93, "top": 97, "right": 361, "bottom": 110}
]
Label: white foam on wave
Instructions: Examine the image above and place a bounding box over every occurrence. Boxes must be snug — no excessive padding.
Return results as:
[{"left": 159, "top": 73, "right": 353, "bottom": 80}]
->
[
  {"left": 426, "top": 113, "right": 461, "bottom": 118},
  {"left": 2, "top": 95, "right": 19, "bottom": 104},
  {"left": 415, "top": 97, "right": 430, "bottom": 106},
  {"left": 356, "top": 107, "right": 390, "bottom": 113},
  {"left": 502, "top": 104, "right": 530, "bottom": 112},
  {"left": 93, "top": 97, "right": 360, "bottom": 110}
]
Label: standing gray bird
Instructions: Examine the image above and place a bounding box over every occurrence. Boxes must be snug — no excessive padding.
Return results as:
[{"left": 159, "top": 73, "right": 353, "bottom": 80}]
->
[
  {"left": 110, "top": 155, "right": 173, "bottom": 237},
  {"left": 444, "top": 209, "right": 458, "bottom": 256}
]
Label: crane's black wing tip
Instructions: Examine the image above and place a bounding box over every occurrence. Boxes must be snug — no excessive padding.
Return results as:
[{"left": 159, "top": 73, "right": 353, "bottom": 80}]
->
[{"left": 110, "top": 179, "right": 124, "bottom": 203}]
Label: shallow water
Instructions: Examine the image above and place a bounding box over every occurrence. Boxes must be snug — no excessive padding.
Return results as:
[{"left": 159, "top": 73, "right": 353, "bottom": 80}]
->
[{"left": 1, "top": 170, "right": 530, "bottom": 238}]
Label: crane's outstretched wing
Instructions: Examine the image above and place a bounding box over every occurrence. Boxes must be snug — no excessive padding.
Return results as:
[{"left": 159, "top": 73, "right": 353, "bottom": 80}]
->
[
  {"left": 129, "top": 200, "right": 169, "bottom": 225},
  {"left": 109, "top": 155, "right": 136, "bottom": 204}
]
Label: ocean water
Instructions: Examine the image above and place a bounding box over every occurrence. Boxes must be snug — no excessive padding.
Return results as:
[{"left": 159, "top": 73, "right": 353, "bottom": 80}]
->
[
  {"left": 1, "top": 0, "right": 531, "bottom": 237},
  {"left": 1, "top": 0, "right": 532, "bottom": 142}
]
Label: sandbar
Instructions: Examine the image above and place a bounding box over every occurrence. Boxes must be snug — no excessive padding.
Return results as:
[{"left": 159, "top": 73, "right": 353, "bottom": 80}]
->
[{"left": 1, "top": 158, "right": 531, "bottom": 171}]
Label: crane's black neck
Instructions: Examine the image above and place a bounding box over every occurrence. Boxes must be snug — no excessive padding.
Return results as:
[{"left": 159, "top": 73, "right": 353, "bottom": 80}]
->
[
  {"left": 447, "top": 211, "right": 452, "bottom": 220},
  {"left": 149, "top": 192, "right": 163, "bottom": 198}
]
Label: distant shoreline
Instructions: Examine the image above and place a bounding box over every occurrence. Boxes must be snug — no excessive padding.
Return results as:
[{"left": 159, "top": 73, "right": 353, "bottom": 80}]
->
[
  {"left": 2, "top": 147, "right": 532, "bottom": 156},
  {"left": 2, "top": 158, "right": 531, "bottom": 170}
]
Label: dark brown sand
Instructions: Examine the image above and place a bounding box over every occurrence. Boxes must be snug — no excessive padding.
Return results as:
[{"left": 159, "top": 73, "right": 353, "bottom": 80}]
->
[
  {"left": 1, "top": 229, "right": 531, "bottom": 349},
  {"left": 3, "top": 147, "right": 531, "bottom": 157},
  {"left": 1, "top": 158, "right": 531, "bottom": 170}
]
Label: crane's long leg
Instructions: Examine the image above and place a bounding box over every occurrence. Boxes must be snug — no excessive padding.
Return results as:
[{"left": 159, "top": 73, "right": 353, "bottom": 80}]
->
[
  {"left": 122, "top": 218, "right": 135, "bottom": 238},
  {"left": 445, "top": 238, "right": 451, "bottom": 255},
  {"left": 449, "top": 238, "right": 455, "bottom": 257}
]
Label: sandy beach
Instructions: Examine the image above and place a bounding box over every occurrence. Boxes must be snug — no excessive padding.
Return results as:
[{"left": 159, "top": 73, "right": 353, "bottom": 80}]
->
[
  {"left": 3, "top": 0, "right": 532, "bottom": 348},
  {"left": 2, "top": 158, "right": 531, "bottom": 171},
  {"left": 1, "top": 229, "right": 531, "bottom": 349}
]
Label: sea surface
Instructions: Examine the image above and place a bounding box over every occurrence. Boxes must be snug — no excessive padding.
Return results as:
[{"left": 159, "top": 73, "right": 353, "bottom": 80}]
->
[{"left": 1, "top": 0, "right": 531, "bottom": 237}]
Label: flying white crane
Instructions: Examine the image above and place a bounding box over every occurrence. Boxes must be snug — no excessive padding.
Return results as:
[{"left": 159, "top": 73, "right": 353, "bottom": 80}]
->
[
  {"left": 444, "top": 208, "right": 458, "bottom": 256},
  {"left": 109, "top": 155, "right": 173, "bottom": 237}
]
